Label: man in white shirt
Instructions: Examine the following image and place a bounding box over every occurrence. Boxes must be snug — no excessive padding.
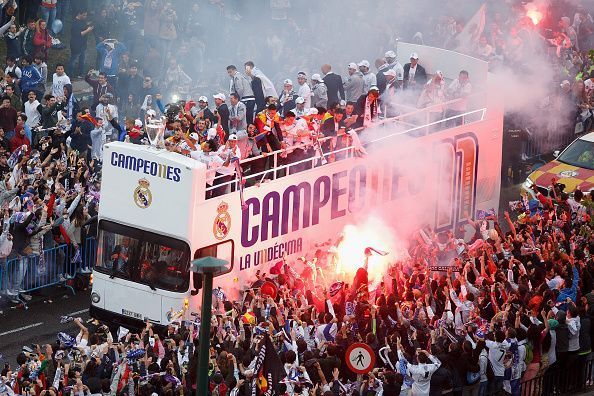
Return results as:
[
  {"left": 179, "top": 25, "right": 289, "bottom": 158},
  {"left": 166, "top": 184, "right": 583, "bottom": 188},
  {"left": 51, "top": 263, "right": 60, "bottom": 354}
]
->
[
  {"left": 485, "top": 331, "right": 511, "bottom": 394},
  {"left": 282, "top": 111, "right": 311, "bottom": 173},
  {"left": 296, "top": 72, "right": 312, "bottom": 108},
  {"left": 24, "top": 90, "right": 41, "bottom": 130},
  {"left": 358, "top": 60, "right": 377, "bottom": 93},
  {"left": 190, "top": 139, "right": 223, "bottom": 190},
  {"left": 213, "top": 134, "right": 241, "bottom": 197},
  {"left": 51, "top": 64, "right": 71, "bottom": 99},
  {"left": 293, "top": 97, "right": 308, "bottom": 117},
  {"left": 446, "top": 70, "right": 472, "bottom": 127},
  {"left": 5, "top": 56, "right": 22, "bottom": 79},
  {"left": 407, "top": 349, "right": 441, "bottom": 395}
]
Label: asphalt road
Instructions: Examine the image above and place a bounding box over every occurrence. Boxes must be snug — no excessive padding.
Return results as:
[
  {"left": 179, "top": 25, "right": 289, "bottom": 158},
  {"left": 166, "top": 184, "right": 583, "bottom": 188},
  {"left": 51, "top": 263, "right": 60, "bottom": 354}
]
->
[{"left": 0, "top": 286, "right": 91, "bottom": 367}]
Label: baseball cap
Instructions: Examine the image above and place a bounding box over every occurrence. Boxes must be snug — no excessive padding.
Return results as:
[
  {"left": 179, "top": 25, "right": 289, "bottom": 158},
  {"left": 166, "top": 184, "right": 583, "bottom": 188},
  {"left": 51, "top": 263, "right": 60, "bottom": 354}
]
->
[
  {"left": 348, "top": 62, "right": 358, "bottom": 70},
  {"left": 295, "top": 97, "right": 305, "bottom": 104},
  {"left": 283, "top": 78, "right": 293, "bottom": 85},
  {"left": 358, "top": 60, "right": 370, "bottom": 68},
  {"left": 189, "top": 132, "right": 199, "bottom": 141},
  {"left": 311, "top": 73, "right": 323, "bottom": 82},
  {"left": 307, "top": 108, "right": 319, "bottom": 116},
  {"left": 213, "top": 93, "right": 226, "bottom": 101},
  {"left": 227, "top": 134, "right": 238, "bottom": 141},
  {"left": 385, "top": 50, "right": 396, "bottom": 58},
  {"left": 369, "top": 86, "right": 379, "bottom": 92},
  {"left": 297, "top": 71, "right": 307, "bottom": 78},
  {"left": 383, "top": 69, "right": 397, "bottom": 77},
  {"left": 198, "top": 95, "right": 208, "bottom": 102},
  {"left": 134, "top": 119, "right": 143, "bottom": 127},
  {"left": 410, "top": 52, "right": 419, "bottom": 60}
]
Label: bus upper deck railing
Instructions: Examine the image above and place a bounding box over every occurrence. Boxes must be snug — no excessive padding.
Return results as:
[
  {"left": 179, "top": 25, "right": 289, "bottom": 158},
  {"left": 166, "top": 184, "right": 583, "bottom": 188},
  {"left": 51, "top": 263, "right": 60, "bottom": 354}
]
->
[{"left": 205, "top": 93, "right": 488, "bottom": 195}]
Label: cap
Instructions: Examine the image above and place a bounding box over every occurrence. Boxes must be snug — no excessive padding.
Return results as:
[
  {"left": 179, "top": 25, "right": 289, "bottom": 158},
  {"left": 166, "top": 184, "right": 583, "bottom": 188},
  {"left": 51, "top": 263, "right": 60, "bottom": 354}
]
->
[
  {"left": 297, "top": 71, "right": 307, "bottom": 78},
  {"left": 295, "top": 97, "right": 305, "bottom": 104},
  {"left": 307, "top": 108, "right": 319, "bottom": 116},
  {"left": 358, "top": 60, "right": 370, "bottom": 68},
  {"left": 146, "top": 109, "right": 156, "bottom": 117},
  {"left": 207, "top": 128, "right": 217, "bottom": 139},
  {"left": 311, "top": 73, "right": 322, "bottom": 82},
  {"left": 385, "top": 50, "right": 396, "bottom": 58},
  {"left": 134, "top": 119, "right": 143, "bottom": 127},
  {"left": 283, "top": 78, "right": 293, "bottom": 85},
  {"left": 348, "top": 62, "right": 358, "bottom": 70},
  {"left": 410, "top": 52, "right": 419, "bottom": 60},
  {"left": 227, "top": 134, "right": 238, "bottom": 141},
  {"left": 189, "top": 132, "right": 199, "bottom": 141},
  {"left": 198, "top": 95, "right": 208, "bottom": 102},
  {"left": 213, "top": 93, "right": 226, "bottom": 101},
  {"left": 383, "top": 69, "right": 397, "bottom": 77},
  {"left": 369, "top": 86, "right": 379, "bottom": 92}
]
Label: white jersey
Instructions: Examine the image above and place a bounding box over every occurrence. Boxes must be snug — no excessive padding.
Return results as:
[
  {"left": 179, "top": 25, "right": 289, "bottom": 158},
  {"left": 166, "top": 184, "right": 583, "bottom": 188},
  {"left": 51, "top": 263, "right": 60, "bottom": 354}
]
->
[
  {"left": 407, "top": 354, "right": 441, "bottom": 395},
  {"left": 52, "top": 73, "right": 71, "bottom": 98},
  {"left": 24, "top": 100, "right": 41, "bottom": 128},
  {"left": 297, "top": 83, "right": 312, "bottom": 108},
  {"left": 486, "top": 339, "right": 511, "bottom": 377}
]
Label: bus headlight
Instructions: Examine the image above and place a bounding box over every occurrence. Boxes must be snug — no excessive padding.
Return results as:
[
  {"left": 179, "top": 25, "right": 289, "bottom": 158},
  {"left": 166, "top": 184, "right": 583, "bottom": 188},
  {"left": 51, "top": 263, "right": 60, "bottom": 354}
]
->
[{"left": 91, "top": 292, "right": 101, "bottom": 304}]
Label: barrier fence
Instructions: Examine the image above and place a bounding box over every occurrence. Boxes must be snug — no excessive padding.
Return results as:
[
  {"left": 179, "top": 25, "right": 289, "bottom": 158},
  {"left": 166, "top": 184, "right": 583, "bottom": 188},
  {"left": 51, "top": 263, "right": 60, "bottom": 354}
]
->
[{"left": 0, "top": 237, "right": 97, "bottom": 307}]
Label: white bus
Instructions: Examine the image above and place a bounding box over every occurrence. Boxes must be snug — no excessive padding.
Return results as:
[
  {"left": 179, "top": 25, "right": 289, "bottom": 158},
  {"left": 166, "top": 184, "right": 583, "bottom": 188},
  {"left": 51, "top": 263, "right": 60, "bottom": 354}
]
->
[{"left": 89, "top": 45, "right": 504, "bottom": 330}]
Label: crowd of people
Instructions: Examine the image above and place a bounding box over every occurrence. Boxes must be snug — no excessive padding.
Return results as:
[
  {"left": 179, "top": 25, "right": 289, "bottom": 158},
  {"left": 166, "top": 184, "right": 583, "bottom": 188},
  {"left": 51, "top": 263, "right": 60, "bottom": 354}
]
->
[{"left": 1, "top": 0, "right": 594, "bottom": 395}]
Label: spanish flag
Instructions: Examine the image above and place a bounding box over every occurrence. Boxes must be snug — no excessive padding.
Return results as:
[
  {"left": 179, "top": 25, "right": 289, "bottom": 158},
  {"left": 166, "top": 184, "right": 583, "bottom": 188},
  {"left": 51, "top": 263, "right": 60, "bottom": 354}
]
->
[{"left": 242, "top": 311, "right": 256, "bottom": 325}]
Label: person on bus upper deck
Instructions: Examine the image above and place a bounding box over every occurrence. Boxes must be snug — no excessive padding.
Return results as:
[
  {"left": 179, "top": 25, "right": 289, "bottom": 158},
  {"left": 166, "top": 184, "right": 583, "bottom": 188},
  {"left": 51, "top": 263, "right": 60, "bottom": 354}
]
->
[
  {"left": 322, "top": 64, "right": 344, "bottom": 106},
  {"left": 254, "top": 103, "right": 284, "bottom": 153},
  {"left": 293, "top": 96, "right": 308, "bottom": 118},
  {"left": 227, "top": 65, "right": 256, "bottom": 125},
  {"left": 384, "top": 50, "right": 405, "bottom": 86},
  {"left": 278, "top": 79, "right": 298, "bottom": 117},
  {"left": 344, "top": 62, "right": 365, "bottom": 103},
  {"left": 446, "top": 70, "right": 472, "bottom": 127},
  {"left": 191, "top": 96, "right": 217, "bottom": 126},
  {"left": 311, "top": 74, "right": 328, "bottom": 108},
  {"left": 354, "top": 86, "right": 380, "bottom": 128},
  {"left": 228, "top": 93, "right": 247, "bottom": 134},
  {"left": 212, "top": 134, "right": 241, "bottom": 197},
  {"left": 213, "top": 93, "right": 230, "bottom": 138},
  {"left": 403, "top": 52, "right": 427, "bottom": 90},
  {"left": 296, "top": 71, "right": 312, "bottom": 109},
  {"left": 358, "top": 60, "right": 377, "bottom": 94}
]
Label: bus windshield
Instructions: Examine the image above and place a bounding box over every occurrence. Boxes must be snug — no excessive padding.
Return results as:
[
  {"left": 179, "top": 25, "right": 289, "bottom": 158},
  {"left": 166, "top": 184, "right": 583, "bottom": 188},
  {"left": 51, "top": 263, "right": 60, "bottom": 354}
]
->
[{"left": 95, "top": 221, "right": 190, "bottom": 292}]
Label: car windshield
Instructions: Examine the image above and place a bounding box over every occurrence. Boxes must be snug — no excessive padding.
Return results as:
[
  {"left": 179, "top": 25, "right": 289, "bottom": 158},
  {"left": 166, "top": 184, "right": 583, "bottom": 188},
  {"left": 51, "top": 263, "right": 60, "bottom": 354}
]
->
[
  {"left": 95, "top": 221, "right": 190, "bottom": 292},
  {"left": 557, "top": 138, "right": 594, "bottom": 170}
]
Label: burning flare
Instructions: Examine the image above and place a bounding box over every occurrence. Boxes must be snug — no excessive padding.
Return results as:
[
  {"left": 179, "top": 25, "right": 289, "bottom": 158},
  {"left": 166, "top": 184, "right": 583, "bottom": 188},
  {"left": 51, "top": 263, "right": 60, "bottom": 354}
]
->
[
  {"left": 334, "top": 216, "right": 408, "bottom": 284},
  {"left": 526, "top": 5, "right": 543, "bottom": 25}
]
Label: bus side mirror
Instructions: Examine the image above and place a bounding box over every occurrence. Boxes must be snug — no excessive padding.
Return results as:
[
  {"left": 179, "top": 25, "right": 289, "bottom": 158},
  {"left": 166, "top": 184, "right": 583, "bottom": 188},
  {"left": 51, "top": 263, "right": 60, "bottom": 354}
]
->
[{"left": 553, "top": 150, "right": 560, "bottom": 158}]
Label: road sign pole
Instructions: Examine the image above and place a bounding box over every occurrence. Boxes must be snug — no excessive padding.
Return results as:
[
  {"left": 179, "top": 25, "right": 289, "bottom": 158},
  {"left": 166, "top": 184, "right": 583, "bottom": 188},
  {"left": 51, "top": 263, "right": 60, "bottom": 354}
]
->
[{"left": 196, "top": 273, "right": 213, "bottom": 396}]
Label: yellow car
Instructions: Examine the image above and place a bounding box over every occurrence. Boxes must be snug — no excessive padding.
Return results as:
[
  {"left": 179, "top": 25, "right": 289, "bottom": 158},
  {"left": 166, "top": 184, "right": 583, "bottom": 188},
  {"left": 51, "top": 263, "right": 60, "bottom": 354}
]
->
[{"left": 523, "top": 132, "right": 594, "bottom": 197}]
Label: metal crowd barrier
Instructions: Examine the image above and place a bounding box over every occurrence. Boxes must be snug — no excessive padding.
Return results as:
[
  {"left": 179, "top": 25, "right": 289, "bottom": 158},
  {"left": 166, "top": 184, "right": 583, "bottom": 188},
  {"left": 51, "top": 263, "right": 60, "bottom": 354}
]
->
[{"left": 0, "top": 237, "right": 97, "bottom": 308}]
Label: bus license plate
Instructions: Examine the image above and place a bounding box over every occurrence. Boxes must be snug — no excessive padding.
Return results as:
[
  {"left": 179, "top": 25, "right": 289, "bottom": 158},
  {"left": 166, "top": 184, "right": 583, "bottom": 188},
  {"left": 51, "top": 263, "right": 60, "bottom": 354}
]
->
[{"left": 122, "top": 309, "right": 143, "bottom": 320}]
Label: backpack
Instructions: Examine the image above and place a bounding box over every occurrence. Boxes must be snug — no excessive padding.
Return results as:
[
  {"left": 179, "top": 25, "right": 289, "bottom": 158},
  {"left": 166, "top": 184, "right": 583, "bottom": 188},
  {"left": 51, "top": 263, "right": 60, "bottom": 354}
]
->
[
  {"left": 486, "top": 357, "right": 495, "bottom": 381},
  {"left": 524, "top": 342, "right": 534, "bottom": 365},
  {"left": 466, "top": 360, "right": 481, "bottom": 384}
]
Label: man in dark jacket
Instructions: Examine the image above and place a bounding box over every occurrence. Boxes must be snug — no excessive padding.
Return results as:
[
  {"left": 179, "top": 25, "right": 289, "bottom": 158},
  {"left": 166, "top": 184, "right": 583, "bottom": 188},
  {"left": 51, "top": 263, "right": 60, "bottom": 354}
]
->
[
  {"left": 213, "top": 93, "right": 230, "bottom": 137},
  {"left": 354, "top": 87, "right": 380, "bottom": 128},
  {"left": 68, "top": 9, "right": 94, "bottom": 77},
  {"left": 85, "top": 71, "right": 115, "bottom": 113},
  {"left": 403, "top": 53, "right": 428, "bottom": 90},
  {"left": 322, "top": 64, "right": 344, "bottom": 106}
]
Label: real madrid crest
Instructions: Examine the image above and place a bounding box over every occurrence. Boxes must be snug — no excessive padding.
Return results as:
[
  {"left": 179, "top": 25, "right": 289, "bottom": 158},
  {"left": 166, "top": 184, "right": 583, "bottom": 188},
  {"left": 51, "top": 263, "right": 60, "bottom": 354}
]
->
[
  {"left": 133, "top": 178, "right": 152, "bottom": 209},
  {"left": 213, "top": 201, "right": 231, "bottom": 240}
]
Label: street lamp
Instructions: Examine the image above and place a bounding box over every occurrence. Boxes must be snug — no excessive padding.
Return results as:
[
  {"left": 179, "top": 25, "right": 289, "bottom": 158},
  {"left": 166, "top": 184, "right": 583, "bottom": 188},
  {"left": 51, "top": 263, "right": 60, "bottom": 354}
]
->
[{"left": 191, "top": 256, "right": 229, "bottom": 396}]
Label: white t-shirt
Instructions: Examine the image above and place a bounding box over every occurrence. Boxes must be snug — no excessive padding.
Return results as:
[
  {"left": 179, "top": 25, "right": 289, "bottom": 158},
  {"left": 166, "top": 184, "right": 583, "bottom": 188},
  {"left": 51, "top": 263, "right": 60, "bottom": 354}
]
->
[
  {"left": 5, "top": 65, "right": 21, "bottom": 79},
  {"left": 409, "top": 65, "right": 417, "bottom": 82},
  {"left": 215, "top": 145, "right": 241, "bottom": 176},
  {"left": 486, "top": 339, "right": 511, "bottom": 377},
  {"left": 24, "top": 100, "right": 41, "bottom": 128},
  {"left": 297, "top": 83, "right": 312, "bottom": 108},
  {"left": 407, "top": 354, "right": 441, "bottom": 395},
  {"left": 52, "top": 73, "right": 71, "bottom": 98}
]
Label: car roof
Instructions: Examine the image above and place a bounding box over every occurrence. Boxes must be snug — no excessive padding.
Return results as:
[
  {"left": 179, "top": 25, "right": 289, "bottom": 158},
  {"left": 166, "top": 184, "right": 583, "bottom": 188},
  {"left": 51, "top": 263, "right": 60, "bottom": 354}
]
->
[{"left": 579, "top": 132, "right": 594, "bottom": 142}]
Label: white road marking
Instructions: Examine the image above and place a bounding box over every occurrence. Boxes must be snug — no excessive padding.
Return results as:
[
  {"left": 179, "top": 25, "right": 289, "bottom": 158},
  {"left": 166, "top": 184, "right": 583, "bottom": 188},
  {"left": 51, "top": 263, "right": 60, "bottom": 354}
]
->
[
  {"left": 0, "top": 322, "right": 43, "bottom": 336},
  {"left": 65, "top": 308, "right": 89, "bottom": 317}
]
